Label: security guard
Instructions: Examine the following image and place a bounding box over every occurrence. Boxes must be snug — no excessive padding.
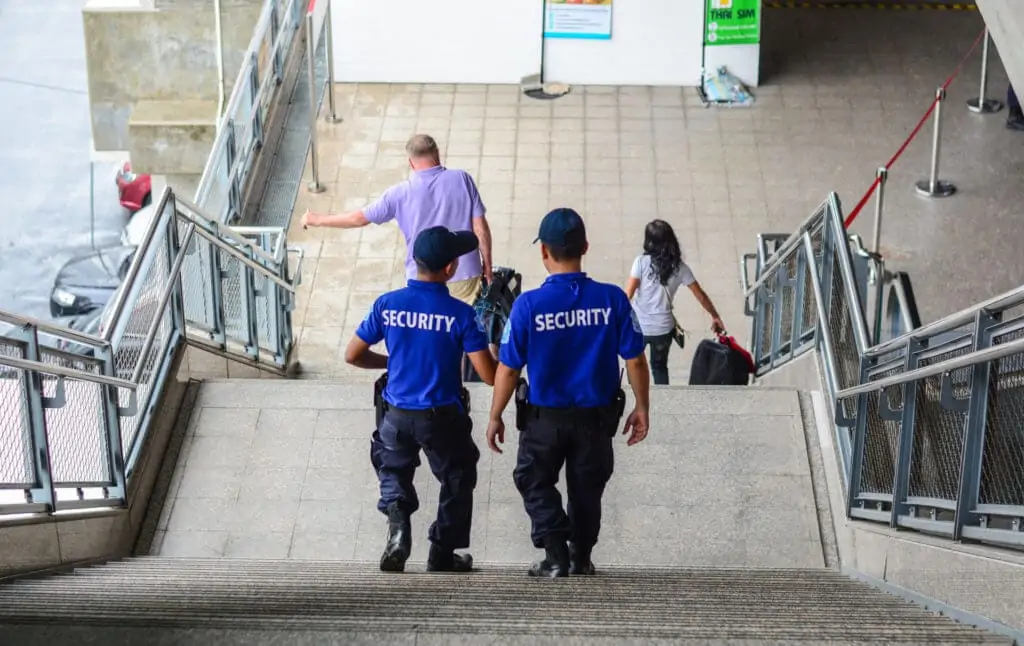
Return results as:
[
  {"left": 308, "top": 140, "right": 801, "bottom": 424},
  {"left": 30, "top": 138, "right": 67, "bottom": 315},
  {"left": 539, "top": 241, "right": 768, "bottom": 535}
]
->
[
  {"left": 485, "top": 208, "right": 652, "bottom": 578},
  {"left": 344, "top": 226, "right": 497, "bottom": 573}
]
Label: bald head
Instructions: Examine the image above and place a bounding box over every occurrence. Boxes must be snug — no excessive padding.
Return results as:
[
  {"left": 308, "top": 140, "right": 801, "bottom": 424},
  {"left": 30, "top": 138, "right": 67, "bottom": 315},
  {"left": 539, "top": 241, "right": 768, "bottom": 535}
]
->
[{"left": 406, "top": 134, "right": 441, "bottom": 170}]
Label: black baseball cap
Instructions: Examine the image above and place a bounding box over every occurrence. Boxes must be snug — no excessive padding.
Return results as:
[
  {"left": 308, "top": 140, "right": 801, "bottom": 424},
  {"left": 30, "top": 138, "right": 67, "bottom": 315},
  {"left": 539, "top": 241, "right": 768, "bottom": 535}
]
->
[
  {"left": 534, "top": 207, "right": 587, "bottom": 253},
  {"left": 413, "top": 226, "right": 479, "bottom": 272}
]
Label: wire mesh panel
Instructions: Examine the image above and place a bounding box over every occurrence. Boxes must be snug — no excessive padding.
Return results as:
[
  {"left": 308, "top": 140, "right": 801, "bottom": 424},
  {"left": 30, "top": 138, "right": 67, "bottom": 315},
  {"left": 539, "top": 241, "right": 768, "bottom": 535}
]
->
[
  {"left": 857, "top": 365, "right": 905, "bottom": 496},
  {"left": 757, "top": 273, "right": 777, "bottom": 365},
  {"left": 178, "top": 224, "right": 216, "bottom": 333},
  {"left": 827, "top": 250, "right": 862, "bottom": 418},
  {"left": 112, "top": 222, "right": 174, "bottom": 456},
  {"left": 979, "top": 329, "right": 1024, "bottom": 507},
  {"left": 908, "top": 346, "right": 973, "bottom": 503},
  {"left": 254, "top": 272, "right": 277, "bottom": 352},
  {"left": 779, "top": 252, "right": 798, "bottom": 349},
  {"left": 0, "top": 339, "right": 32, "bottom": 488},
  {"left": 37, "top": 352, "right": 110, "bottom": 487},
  {"left": 220, "top": 250, "right": 249, "bottom": 345}
]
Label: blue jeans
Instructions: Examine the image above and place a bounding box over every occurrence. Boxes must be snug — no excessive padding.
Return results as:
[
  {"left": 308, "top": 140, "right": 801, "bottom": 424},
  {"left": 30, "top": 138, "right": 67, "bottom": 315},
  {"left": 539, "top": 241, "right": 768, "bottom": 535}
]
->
[{"left": 644, "top": 333, "right": 674, "bottom": 385}]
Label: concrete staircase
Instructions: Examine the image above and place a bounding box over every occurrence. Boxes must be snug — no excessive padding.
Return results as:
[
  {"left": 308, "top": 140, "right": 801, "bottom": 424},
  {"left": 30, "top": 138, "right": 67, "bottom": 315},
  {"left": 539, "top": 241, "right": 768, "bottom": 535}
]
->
[
  {"left": 0, "top": 379, "right": 1015, "bottom": 643},
  {"left": 0, "top": 558, "right": 1010, "bottom": 645}
]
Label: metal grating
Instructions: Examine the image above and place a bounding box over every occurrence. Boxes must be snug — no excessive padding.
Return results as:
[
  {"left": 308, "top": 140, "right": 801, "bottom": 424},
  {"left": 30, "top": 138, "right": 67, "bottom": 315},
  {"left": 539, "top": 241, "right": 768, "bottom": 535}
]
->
[
  {"left": 859, "top": 365, "right": 904, "bottom": 495},
  {"left": 0, "top": 339, "right": 33, "bottom": 487},
  {"left": 908, "top": 346, "right": 972, "bottom": 502},
  {"left": 38, "top": 352, "right": 110, "bottom": 486},
  {"left": 979, "top": 329, "right": 1024, "bottom": 507}
]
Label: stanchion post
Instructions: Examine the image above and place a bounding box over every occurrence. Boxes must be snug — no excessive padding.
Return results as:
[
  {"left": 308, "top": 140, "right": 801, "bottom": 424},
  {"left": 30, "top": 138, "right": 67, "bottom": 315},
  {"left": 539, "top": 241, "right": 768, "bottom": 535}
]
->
[
  {"left": 324, "top": 0, "right": 341, "bottom": 124},
  {"left": 305, "top": 10, "right": 324, "bottom": 194},
  {"left": 915, "top": 87, "right": 956, "bottom": 199},
  {"left": 871, "top": 166, "right": 887, "bottom": 256},
  {"left": 966, "top": 28, "right": 1004, "bottom": 115}
]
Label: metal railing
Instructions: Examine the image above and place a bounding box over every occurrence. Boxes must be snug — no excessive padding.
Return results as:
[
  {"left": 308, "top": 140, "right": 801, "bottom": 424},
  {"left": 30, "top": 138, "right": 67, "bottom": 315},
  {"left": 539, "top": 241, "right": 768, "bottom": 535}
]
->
[
  {"left": 0, "top": 187, "right": 302, "bottom": 516},
  {"left": 742, "top": 194, "right": 1024, "bottom": 549},
  {"left": 194, "top": 0, "right": 306, "bottom": 223}
]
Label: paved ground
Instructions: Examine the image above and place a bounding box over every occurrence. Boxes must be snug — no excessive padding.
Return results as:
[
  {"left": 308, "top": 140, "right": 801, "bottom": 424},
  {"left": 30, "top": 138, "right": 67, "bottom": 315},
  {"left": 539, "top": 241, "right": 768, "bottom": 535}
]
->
[
  {"left": 0, "top": 0, "right": 128, "bottom": 322},
  {"left": 281, "top": 8, "right": 1023, "bottom": 384},
  {"left": 152, "top": 380, "right": 824, "bottom": 568}
]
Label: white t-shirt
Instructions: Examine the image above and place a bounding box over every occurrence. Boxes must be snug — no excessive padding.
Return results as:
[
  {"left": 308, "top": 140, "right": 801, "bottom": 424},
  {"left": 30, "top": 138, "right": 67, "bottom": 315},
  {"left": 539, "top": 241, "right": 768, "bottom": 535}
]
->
[{"left": 629, "top": 254, "right": 696, "bottom": 336}]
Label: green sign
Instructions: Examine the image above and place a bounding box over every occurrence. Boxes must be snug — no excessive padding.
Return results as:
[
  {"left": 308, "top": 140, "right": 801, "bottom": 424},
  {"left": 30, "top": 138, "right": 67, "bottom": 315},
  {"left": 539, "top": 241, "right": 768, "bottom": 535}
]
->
[{"left": 705, "top": 0, "right": 761, "bottom": 46}]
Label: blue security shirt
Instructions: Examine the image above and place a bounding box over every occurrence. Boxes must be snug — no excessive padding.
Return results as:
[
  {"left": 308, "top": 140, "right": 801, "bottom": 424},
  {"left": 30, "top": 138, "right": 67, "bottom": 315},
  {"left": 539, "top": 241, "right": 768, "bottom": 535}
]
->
[
  {"left": 499, "top": 272, "right": 644, "bottom": 408},
  {"left": 356, "top": 280, "right": 488, "bottom": 410}
]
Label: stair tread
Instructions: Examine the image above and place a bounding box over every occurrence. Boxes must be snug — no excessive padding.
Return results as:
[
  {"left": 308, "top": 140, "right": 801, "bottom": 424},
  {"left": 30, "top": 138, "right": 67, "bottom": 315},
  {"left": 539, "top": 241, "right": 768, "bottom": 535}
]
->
[{"left": 0, "top": 560, "right": 1009, "bottom": 643}]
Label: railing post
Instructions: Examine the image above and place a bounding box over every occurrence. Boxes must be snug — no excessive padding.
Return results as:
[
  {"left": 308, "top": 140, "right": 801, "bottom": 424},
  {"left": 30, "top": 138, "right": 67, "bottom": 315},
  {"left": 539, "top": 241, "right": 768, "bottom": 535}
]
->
[
  {"left": 915, "top": 87, "right": 956, "bottom": 198},
  {"left": 270, "top": 1, "right": 283, "bottom": 82},
  {"left": 241, "top": 246, "right": 262, "bottom": 360},
  {"left": 206, "top": 226, "right": 228, "bottom": 348},
  {"left": 19, "top": 325, "right": 56, "bottom": 512},
  {"left": 251, "top": 52, "right": 265, "bottom": 148},
  {"left": 323, "top": 0, "right": 341, "bottom": 123},
  {"left": 871, "top": 167, "right": 887, "bottom": 257},
  {"left": 790, "top": 245, "right": 808, "bottom": 351},
  {"left": 305, "top": 10, "right": 325, "bottom": 194},
  {"left": 966, "top": 28, "right": 1004, "bottom": 115},
  {"left": 953, "top": 310, "right": 998, "bottom": 541},
  {"left": 889, "top": 339, "right": 922, "bottom": 528},
  {"left": 768, "top": 263, "right": 787, "bottom": 370},
  {"left": 845, "top": 358, "right": 872, "bottom": 517},
  {"left": 95, "top": 341, "right": 127, "bottom": 507}
]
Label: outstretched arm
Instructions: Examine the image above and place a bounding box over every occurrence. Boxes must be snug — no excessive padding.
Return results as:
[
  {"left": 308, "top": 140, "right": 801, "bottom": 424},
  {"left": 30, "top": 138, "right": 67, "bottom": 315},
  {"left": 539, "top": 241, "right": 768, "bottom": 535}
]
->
[
  {"left": 687, "top": 282, "right": 725, "bottom": 333},
  {"left": 302, "top": 209, "right": 370, "bottom": 230}
]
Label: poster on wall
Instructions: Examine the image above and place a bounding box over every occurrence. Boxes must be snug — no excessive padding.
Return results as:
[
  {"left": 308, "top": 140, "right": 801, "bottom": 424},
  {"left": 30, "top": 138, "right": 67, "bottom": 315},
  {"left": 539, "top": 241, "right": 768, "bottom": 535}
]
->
[
  {"left": 544, "top": 0, "right": 613, "bottom": 40},
  {"left": 704, "top": 0, "right": 760, "bottom": 46}
]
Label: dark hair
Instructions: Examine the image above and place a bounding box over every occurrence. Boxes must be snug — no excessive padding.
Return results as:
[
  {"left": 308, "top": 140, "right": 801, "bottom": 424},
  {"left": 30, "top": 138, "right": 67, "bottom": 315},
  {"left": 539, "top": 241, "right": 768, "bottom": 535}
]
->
[
  {"left": 642, "top": 219, "right": 683, "bottom": 286},
  {"left": 547, "top": 243, "right": 584, "bottom": 262}
]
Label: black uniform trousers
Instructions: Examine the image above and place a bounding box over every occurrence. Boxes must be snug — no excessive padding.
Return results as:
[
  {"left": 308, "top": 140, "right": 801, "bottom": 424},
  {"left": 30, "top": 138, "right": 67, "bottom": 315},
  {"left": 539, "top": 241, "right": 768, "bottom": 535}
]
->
[
  {"left": 370, "top": 408, "right": 480, "bottom": 550},
  {"left": 513, "top": 411, "right": 615, "bottom": 550}
]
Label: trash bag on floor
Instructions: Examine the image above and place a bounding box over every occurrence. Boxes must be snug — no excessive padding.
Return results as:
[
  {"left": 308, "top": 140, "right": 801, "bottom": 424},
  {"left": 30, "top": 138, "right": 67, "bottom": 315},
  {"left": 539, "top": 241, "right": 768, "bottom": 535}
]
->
[{"left": 701, "top": 66, "right": 755, "bottom": 107}]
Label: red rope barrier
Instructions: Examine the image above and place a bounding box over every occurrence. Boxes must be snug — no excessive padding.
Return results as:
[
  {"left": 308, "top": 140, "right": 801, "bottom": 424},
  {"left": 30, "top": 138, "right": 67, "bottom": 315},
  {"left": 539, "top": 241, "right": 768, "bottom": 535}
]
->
[{"left": 843, "top": 28, "right": 988, "bottom": 229}]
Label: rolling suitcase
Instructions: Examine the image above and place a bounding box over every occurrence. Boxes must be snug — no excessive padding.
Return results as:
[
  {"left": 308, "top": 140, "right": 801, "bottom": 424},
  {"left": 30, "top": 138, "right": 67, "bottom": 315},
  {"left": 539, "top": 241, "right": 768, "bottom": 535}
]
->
[{"left": 688, "top": 334, "right": 754, "bottom": 386}]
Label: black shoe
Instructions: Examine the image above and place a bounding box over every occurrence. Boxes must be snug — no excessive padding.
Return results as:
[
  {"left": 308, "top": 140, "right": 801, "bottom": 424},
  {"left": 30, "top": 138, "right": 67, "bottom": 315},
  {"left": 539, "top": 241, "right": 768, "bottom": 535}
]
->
[
  {"left": 528, "top": 539, "right": 570, "bottom": 578},
  {"left": 1007, "top": 109, "right": 1024, "bottom": 131},
  {"left": 426, "top": 544, "right": 474, "bottom": 573},
  {"left": 379, "top": 504, "right": 412, "bottom": 573},
  {"left": 569, "top": 543, "right": 596, "bottom": 576}
]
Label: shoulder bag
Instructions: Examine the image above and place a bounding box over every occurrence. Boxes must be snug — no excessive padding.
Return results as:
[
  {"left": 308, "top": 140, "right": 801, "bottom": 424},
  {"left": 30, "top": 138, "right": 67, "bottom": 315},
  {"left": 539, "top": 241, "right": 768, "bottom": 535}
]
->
[{"left": 661, "top": 283, "right": 686, "bottom": 349}]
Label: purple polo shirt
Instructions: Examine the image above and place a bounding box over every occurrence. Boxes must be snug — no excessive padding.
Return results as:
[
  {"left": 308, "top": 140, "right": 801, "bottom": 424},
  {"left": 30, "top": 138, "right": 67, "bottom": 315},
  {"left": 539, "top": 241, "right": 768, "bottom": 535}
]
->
[{"left": 363, "top": 165, "right": 486, "bottom": 282}]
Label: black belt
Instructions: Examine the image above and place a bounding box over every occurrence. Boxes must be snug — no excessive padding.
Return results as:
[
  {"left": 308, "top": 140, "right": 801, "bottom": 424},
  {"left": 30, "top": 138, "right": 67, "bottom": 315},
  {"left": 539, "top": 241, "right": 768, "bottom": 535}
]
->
[
  {"left": 528, "top": 404, "right": 608, "bottom": 425},
  {"left": 385, "top": 403, "right": 463, "bottom": 419}
]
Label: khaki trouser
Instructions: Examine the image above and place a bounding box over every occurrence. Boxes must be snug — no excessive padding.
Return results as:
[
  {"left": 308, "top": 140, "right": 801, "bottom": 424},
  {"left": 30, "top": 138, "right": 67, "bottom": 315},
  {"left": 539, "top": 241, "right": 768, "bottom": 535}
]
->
[{"left": 448, "top": 276, "right": 482, "bottom": 306}]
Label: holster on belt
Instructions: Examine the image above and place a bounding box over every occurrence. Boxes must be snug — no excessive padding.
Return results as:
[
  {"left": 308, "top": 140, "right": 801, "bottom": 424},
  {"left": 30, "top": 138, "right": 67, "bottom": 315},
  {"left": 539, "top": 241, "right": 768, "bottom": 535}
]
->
[
  {"left": 460, "top": 386, "right": 471, "bottom": 415},
  {"left": 603, "top": 387, "right": 627, "bottom": 437},
  {"left": 373, "top": 371, "right": 388, "bottom": 430},
  {"left": 514, "top": 378, "right": 530, "bottom": 431}
]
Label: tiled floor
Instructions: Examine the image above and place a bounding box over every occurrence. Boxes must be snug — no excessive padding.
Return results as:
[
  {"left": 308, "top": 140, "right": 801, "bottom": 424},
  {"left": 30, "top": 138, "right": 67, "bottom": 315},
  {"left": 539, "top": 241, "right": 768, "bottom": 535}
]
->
[
  {"left": 152, "top": 380, "right": 823, "bottom": 567},
  {"left": 284, "top": 8, "right": 1023, "bottom": 381}
]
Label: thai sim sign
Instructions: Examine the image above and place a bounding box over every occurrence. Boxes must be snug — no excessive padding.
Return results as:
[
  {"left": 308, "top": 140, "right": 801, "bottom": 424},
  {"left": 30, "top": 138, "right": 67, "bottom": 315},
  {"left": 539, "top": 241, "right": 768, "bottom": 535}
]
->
[{"left": 705, "top": 0, "right": 761, "bottom": 47}]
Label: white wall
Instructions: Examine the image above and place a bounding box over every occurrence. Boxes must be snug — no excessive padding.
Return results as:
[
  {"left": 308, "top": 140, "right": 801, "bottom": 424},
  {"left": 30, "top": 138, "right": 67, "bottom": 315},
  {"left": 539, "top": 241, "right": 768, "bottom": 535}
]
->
[
  {"left": 543, "top": 0, "right": 705, "bottom": 87},
  {"left": 331, "top": 0, "right": 544, "bottom": 84},
  {"left": 977, "top": 0, "right": 1024, "bottom": 97}
]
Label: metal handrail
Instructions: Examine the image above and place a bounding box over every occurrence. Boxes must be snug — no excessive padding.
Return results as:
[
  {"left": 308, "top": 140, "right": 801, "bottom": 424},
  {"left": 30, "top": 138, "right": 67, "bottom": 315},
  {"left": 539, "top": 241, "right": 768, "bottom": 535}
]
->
[
  {"left": 866, "top": 284, "right": 1024, "bottom": 358},
  {"left": 175, "top": 196, "right": 280, "bottom": 266},
  {"left": 0, "top": 311, "right": 110, "bottom": 348},
  {"left": 190, "top": 225, "right": 296, "bottom": 292},
  {"left": 827, "top": 206, "right": 872, "bottom": 354},
  {"left": 0, "top": 355, "right": 137, "bottom": 391},
  {"left": 836, "top": 335, "right": 1024, "bottom": 399},
  {"left": 743, "top": 201, "right": 827, "bottom": 298},
  {"left": 103, "top": 188, "right": 175, "bottom": 341}
]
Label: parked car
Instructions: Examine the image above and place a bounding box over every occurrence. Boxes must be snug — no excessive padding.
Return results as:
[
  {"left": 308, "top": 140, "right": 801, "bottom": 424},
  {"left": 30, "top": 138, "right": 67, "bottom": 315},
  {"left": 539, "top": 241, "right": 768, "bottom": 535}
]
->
[
  {"left": 116, "top": 161, "right": 152, "bottom": 213},
  {"left": 50, "top": 246, "right": 136, "bottom": 318},
  {"left": 121, "top": 204, "right": 156, "bottom": 248}
]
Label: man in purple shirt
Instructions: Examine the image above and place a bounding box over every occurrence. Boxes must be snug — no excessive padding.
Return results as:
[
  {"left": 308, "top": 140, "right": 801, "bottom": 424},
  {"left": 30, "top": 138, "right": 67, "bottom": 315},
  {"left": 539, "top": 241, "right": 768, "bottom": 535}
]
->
[{"left": 302, "top": 134, "right": 494, "bottom": 306}]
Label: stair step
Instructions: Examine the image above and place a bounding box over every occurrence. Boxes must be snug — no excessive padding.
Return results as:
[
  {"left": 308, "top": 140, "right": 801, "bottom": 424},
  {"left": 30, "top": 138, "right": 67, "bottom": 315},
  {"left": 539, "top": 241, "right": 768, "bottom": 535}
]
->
[{"left": 0, "top": 559, "right": 1009, "bottom": 643}]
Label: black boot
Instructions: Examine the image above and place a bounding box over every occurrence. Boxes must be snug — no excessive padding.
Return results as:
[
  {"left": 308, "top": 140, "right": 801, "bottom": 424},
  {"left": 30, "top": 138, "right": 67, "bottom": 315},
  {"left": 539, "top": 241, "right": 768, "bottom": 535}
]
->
[
  {"left": 426, "top": 543, "right": 474, "bottom": 573},
  {"left": 569, "top": 543, "right": 595, "bottom": 576},
  {"left": 1007, "top": 108, "right": 1024, "bottom": 131},
  {"left": 528, "top": 538, "right": 570, "bottom": 578},
  {"left": 379, "top": 504, "right": 411, "bottom": 573}
]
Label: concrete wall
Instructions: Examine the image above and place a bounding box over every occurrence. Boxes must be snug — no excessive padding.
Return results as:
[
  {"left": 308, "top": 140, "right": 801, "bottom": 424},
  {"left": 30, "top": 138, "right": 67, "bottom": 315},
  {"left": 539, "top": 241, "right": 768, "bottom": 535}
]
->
[
  {"left": 977, "top": 0, "right": 1024, "bottom": 96},
  {"left": 83, "top": 0, "right": 263, "bottom": 153}
]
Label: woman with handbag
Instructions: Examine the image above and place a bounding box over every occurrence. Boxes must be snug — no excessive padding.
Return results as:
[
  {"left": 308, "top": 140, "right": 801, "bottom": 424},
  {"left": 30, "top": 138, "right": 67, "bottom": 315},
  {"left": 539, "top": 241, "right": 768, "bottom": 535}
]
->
[{"left": 624, "top": 219, "right": 725, "bottom": 385}]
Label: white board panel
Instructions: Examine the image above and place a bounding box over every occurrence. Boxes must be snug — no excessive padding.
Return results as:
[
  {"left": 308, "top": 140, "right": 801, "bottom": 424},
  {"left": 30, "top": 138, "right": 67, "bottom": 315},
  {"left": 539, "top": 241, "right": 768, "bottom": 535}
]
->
[
  {"left": 543, "top": 0, "right": 705, "bottom": 87},
  {"left": 332, "top": 0, "right": 545, "bottom": 85}
]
